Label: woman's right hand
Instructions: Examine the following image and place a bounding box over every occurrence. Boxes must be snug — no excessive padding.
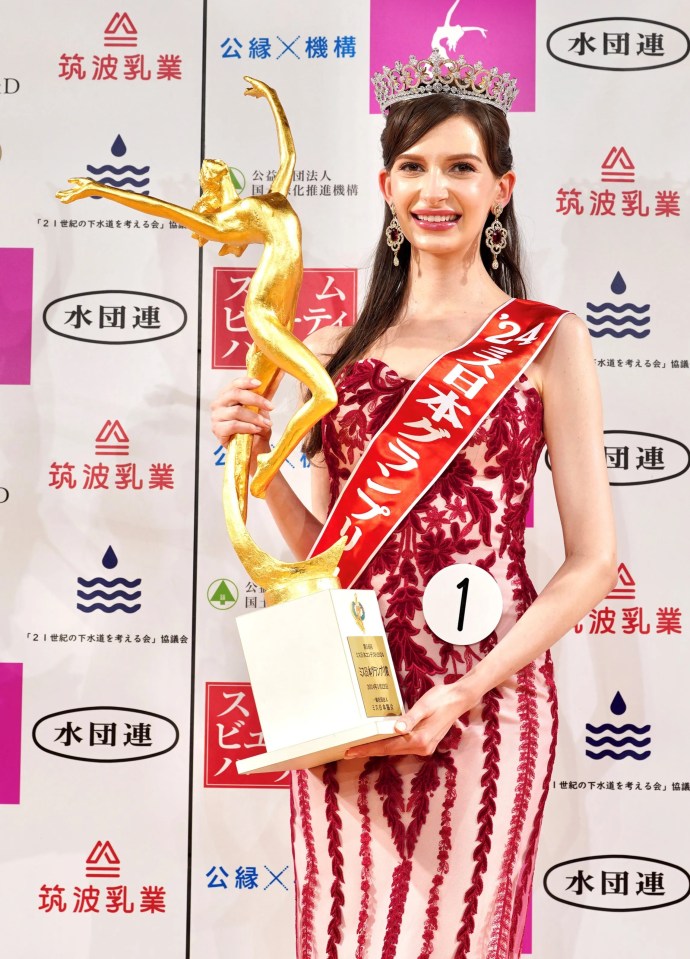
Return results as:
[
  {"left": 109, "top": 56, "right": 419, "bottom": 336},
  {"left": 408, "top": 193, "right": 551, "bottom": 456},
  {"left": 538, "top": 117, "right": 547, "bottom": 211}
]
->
[{"left": 210, "top": 377, "right": 273, "bottom": 466}]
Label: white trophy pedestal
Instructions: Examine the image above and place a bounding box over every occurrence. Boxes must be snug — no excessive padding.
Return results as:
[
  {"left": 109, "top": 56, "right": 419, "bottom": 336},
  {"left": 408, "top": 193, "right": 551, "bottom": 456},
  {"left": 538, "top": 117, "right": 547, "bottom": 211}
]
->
[{"left": 236, "top": 588, "right": 404, "bottom": 774}]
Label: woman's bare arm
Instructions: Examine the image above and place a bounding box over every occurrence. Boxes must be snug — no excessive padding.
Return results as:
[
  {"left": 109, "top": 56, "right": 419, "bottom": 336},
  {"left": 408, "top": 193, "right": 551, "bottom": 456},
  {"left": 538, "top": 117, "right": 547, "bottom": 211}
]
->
[{"left": 461, "top": 313, "right": 617, "bottom": 700}]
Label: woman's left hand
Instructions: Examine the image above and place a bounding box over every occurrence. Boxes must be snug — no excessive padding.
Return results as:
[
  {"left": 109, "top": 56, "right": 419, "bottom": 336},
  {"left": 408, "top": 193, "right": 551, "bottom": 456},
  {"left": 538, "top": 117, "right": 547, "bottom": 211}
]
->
[{"left": 343, "top": 678, "right": 481, "bottom": 759}]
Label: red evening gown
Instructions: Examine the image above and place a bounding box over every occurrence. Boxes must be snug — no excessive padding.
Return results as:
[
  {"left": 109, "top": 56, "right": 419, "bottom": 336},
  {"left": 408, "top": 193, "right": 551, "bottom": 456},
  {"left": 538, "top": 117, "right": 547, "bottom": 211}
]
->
[{"left": 290, "top": 358, "right": 558, "bottom": 959}]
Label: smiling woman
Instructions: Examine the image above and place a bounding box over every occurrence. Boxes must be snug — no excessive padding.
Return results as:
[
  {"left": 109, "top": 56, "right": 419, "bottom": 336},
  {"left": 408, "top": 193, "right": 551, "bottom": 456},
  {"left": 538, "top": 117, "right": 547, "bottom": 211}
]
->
[
  {"left": 384, "top": 123, "right": 512, "bottom": 251},
  {"left": 379, "top": 94, "right": 522, "bottom": 272},
  {"left": 211, "top": 51, "right": 617, "bottom": 959},
  {"left": 298, "top": 94, "right": 527, "bottom": 411}
]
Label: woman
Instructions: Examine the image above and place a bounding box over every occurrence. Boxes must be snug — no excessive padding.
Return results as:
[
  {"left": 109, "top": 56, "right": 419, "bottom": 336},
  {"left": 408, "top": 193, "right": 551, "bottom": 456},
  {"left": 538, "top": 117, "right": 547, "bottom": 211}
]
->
[{"left": 211, "top": 53, "right": 616, "bottom": 959}]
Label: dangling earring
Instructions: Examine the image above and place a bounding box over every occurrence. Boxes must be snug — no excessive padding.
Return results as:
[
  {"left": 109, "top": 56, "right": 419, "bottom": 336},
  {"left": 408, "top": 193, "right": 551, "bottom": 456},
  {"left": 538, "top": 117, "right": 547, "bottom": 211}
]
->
[
  {"left": 385, "top": 204, "right": 404, "bottom": 267},
  {"left": 484, "top": 202, "right": 508, "bottom": 270}
]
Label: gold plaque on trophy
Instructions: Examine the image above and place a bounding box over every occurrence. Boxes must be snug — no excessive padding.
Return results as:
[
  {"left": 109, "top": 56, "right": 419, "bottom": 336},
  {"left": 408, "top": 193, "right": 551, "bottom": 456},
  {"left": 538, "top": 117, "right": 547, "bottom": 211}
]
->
[{"left": 346, "top": 635, "right": 402, "bottom": 718}]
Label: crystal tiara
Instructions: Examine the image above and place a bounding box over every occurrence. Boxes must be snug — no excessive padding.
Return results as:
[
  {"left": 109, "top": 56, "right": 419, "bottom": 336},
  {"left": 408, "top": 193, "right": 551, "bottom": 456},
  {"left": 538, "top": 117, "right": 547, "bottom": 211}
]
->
[{"left": 372, "top": 49, "right": 518, "bottom": 116}]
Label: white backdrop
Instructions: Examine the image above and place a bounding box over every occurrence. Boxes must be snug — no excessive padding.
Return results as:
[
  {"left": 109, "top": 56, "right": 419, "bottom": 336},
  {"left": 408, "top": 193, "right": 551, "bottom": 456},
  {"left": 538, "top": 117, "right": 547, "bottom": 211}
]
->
[{"left": 1, "top": 1, "right": 688, "bottom": 957}]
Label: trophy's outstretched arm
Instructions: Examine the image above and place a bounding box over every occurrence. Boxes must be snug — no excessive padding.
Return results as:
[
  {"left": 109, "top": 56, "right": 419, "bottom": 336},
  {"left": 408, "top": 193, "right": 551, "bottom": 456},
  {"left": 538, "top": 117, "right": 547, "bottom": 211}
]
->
[
  {"left": 56, "top": 179, "right": 251, "bottom": 245},
  {"left": 244, "top": 76, "right": 295, "bottom": 198}
]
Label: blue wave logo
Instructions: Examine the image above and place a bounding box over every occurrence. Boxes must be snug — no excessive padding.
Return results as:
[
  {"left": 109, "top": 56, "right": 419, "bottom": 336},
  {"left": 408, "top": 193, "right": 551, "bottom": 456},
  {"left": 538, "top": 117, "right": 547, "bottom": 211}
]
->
[
  {"left": 586, "top": 272, "right": 650, "bottom": 339},
  {"left": 77, "top": 545, "right": 141, "bottom": 614},
  {"left": 586, "top": 691, "right": 651, "bottom": 760},
  {"left": 86, "top": 134, "right": 150, "bottom": 194}
]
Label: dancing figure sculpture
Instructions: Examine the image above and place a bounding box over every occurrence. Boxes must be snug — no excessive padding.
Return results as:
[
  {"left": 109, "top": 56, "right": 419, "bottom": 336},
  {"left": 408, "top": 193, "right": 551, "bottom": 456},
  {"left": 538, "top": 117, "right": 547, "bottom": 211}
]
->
[{"left": 57, "top": 77, "right": 345, "bottom": 603}]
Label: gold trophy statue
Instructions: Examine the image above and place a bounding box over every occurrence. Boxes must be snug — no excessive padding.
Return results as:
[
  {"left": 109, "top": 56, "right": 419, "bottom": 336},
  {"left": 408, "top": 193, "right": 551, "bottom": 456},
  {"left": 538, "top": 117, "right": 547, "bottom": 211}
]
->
[{"left": 57, "top": 77, "right": 403, "bottom": 772}]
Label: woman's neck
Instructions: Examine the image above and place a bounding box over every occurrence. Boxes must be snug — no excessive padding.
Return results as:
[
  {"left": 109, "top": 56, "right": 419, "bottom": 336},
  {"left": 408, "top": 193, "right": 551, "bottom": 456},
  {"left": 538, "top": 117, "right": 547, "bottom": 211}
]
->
[{"left": 401, "top": 247, "right": 507, "bottom": 326}]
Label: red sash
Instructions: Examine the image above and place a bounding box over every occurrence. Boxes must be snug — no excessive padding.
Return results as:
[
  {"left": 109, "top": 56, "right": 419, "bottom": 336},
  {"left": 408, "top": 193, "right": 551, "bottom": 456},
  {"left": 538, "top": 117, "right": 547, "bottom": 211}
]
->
[{"left": 309, "top": 298, "right": 568, "bottom": 586}]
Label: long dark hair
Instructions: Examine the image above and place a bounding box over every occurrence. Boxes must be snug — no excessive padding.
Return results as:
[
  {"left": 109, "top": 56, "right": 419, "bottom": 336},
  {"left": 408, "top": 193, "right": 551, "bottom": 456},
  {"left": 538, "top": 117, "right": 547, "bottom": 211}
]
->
[{"left": 303, "top": 93, "right": 527, "bottom": 457}]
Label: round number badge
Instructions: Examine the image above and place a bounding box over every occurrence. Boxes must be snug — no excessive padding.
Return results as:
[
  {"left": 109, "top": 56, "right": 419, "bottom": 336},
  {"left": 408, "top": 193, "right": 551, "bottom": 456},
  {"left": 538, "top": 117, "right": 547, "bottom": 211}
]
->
[{"left": 422, "top": 563, "right": 503, "bottom": 646}]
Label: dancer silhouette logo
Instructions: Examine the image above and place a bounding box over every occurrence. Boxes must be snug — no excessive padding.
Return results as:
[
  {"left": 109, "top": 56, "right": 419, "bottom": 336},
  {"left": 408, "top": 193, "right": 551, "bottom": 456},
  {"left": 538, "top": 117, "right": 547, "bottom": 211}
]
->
[{"left": 369, "top": 0, "right": 536, "bottom": 113}]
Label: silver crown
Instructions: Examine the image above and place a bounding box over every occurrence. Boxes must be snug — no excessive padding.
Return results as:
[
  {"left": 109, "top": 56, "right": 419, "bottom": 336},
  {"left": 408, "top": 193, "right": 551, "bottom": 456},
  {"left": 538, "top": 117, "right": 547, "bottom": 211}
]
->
[{"left": 372, "top": 49, "right": 518, "bottom": 116}]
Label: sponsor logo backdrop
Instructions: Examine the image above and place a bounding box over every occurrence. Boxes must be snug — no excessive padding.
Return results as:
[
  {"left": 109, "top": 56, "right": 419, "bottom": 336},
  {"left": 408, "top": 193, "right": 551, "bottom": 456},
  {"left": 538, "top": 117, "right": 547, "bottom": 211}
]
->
[{"left": 0, "top": 1, "right": 688, "bottom": 956}]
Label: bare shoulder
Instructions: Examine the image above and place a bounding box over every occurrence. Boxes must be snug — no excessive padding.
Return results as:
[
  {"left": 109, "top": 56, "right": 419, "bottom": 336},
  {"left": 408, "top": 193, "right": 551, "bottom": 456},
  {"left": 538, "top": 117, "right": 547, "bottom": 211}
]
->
[
  {"left": 531, "top": 312, "right": 593, "bottom": 394},
  {"left": 551, "top": 310, "right": 590, "bottom": 348},
  {"left": 544, "top": 312, "right": 593, "bottom": 370},
  {"left": 303, "top": 325, "right": 349, "bottom": 365}
]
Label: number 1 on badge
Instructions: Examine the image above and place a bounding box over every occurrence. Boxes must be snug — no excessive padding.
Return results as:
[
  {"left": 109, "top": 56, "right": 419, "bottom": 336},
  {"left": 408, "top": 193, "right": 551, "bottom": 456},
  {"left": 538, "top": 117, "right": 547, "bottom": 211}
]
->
[
  {"left": 456, "top": 577, "right": 469, "bottom": 632},
  {"left": 423, "top": 563, "right": 503, "bottom": 647}
]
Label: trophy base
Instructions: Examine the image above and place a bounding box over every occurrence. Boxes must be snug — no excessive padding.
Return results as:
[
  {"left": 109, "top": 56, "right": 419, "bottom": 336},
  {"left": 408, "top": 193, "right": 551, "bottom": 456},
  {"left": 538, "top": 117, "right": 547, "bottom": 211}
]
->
[
  {"left": 236, "top": 588, "right": 404, "bottom": 771},
  {"left": 236, "top": 717, "right": 400, "bottom": 774}
]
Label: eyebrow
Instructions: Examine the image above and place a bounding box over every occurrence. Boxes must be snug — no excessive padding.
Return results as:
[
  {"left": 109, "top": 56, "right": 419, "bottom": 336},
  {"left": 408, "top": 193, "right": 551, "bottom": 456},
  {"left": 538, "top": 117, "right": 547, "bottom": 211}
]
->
[{"left": 396, "top": 152, "right": 484, "bottom": 163}]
